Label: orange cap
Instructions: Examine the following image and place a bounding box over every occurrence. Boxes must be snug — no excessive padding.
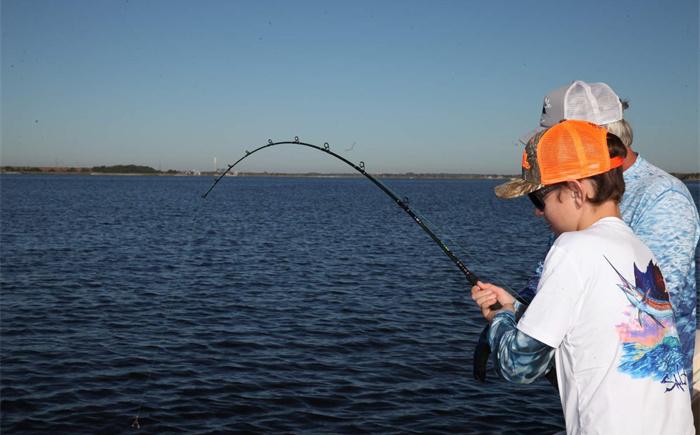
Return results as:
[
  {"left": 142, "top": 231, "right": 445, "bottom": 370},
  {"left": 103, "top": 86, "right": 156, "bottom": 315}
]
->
[{"left": 495, "top": 120, "right": 623, "bottom": 198}]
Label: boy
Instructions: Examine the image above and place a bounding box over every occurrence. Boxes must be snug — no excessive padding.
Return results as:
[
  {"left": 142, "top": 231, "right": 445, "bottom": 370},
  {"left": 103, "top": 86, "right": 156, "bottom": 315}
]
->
[
  {"left": 517, "top": 81, "right": 699, "bottom": 386},
  {"left": 472, "top": 120, "right": 693, "bottom": 434}
]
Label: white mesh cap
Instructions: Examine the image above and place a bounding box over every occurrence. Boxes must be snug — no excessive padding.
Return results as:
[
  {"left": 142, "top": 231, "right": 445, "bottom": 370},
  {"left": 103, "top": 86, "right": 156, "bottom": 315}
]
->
[{"left": 539, "top": 80, "right": 623, "bottom": 127}]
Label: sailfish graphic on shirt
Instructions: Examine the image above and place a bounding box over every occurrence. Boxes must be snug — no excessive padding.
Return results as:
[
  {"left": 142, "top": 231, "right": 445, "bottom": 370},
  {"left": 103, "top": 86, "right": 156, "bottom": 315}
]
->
[
  {"left": 604, "top": 256, "right": 673, "bottom": 326},
  {"left": 604, "top": 256, "right": 684, "bottom": 387}
]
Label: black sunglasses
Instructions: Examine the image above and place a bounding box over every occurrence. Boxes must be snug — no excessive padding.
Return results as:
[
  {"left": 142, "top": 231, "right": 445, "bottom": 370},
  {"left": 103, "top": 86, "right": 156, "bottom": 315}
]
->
[{"left": 528, "top": 184, "right": 562, "bottom": 211}]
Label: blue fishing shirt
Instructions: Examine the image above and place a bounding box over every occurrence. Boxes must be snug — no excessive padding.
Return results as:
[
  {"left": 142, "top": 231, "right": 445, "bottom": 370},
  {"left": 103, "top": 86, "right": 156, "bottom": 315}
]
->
[
  {"left": 619, "top": 155, "right": 699, "bottom": 385},
  {"left": 509, "top": 155, "right": 700, "bottom": 387}
]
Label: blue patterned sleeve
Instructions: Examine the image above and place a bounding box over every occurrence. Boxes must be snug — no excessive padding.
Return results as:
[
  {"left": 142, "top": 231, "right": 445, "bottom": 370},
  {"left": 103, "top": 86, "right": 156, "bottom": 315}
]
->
[
  {"left": 518, "top": 233, "right": 555, "bottom": 304},
  {"left": 487, "top": 310, "right": 556, "bottom": 384},
  {"left": 513, "top": 299, "right": 527, "bottom": 320},
  {"left": 518, "top": 261, "right": 543, "bottom": 305}
]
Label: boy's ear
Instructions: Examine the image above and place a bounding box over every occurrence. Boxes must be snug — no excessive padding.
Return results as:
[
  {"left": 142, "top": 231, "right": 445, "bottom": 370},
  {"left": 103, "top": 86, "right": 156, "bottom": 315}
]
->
[{"left": 565, "top": 180, "right": 586, "bottom": 207}]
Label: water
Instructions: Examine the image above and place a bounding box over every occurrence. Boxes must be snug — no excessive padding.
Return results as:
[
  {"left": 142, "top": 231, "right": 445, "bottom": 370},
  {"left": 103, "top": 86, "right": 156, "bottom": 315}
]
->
[{"left": 1, "top": 175, "right": 697, "bottom": 434}]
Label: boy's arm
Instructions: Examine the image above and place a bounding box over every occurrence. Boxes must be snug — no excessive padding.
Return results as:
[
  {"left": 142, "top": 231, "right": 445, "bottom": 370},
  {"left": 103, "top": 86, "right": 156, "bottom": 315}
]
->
[{"left": 488, "top": 310, "right": 556, "bottom": 383}]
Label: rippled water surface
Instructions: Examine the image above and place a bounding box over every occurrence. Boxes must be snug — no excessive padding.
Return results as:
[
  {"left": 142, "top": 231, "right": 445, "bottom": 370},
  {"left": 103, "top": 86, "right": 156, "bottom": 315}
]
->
[{"left": 2, "top": 175, "right": 698, "bottom": 434}]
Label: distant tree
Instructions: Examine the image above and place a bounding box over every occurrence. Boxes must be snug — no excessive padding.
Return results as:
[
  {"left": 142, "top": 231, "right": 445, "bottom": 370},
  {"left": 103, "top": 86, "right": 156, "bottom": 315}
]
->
[
  {"left": 91, "top": 165, "right": 159, "bottom": 174},
  {"left": 672, "top": 173, "right": 700, "bottom": 181}
]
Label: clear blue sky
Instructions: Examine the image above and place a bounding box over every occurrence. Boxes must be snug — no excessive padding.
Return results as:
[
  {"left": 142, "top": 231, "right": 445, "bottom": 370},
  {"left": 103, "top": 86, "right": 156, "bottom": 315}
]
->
[{"left": 2, "top": 0, "right": 698, "bottom": 173}]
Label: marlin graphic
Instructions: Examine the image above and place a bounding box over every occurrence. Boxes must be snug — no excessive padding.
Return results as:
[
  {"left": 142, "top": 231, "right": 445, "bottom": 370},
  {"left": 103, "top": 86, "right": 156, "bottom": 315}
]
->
[{"left": 604, "top": 256, "right": 673, "bottom": 327}]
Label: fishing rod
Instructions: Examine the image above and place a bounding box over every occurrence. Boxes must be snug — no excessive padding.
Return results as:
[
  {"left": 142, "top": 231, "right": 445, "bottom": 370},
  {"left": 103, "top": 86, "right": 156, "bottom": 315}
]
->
[
  {"left": 202, "top": 137, "right": 481, "bottom": 286},
  {"left": 131, "top": 139, "right": 514, "bottom": 429}
]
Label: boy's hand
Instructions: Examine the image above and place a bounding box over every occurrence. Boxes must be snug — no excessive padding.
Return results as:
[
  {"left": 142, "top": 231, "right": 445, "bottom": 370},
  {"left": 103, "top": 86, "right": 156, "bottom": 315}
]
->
[{"left": 471, "top": 281, "right": 516, "bottom": 322}]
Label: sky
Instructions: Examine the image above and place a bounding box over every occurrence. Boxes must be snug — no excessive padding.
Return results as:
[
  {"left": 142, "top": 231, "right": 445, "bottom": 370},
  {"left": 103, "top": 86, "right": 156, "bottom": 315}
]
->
[{"left": 1, "top": 0, "right": 698, "bottom": 174}]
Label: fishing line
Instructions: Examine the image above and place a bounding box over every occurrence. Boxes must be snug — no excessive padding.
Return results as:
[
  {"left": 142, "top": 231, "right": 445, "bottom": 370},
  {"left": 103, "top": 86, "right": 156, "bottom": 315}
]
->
[
  {"left": 202, "top": 137, "right": 481, "bottom": 287},
  {"left": 130, "top": 189, "right": 211, "bottom": 429}
]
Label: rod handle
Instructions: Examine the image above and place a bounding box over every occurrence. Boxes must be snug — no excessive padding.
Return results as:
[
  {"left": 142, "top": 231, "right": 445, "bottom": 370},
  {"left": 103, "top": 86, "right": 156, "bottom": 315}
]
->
[{"left": 469, "top": 276, "right": 503, "bottom": 311}]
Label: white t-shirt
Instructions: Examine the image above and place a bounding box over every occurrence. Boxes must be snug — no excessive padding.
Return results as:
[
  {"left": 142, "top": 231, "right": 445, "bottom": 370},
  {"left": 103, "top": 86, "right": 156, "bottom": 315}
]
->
[{"left": 518, "top": 217, "right": 693, "bottom": 434}]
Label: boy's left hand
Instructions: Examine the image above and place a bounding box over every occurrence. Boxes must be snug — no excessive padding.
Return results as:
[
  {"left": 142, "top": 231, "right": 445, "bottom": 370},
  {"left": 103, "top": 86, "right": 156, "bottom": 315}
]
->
[{"left": 471, "top": 281, "right": 515, "bottom": 322}]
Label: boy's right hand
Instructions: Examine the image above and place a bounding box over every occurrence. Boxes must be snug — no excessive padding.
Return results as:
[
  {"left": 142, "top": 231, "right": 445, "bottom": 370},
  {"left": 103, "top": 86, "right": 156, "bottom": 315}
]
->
[{"left": 471, "top": 281, "right": 516, "bottom": 322}]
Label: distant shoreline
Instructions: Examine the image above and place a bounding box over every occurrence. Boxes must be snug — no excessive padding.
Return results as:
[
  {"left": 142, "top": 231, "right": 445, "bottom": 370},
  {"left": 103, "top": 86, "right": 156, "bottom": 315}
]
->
[
  {"left": 1, "top": 166, "right": 699, "bottom": 181},
  {"left": 0, "top": 170, "right": 514, "bottom": 180},
  {"left": 0, "top": 165, "right": 515, "bottom": 179}
]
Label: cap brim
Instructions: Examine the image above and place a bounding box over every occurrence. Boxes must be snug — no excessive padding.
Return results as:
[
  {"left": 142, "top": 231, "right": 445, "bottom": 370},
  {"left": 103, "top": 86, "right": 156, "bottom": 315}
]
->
[
  {"left": 518, "top": 126, "right": 545, "bottom": 145},
  {"left": 494, "top": 178, "right": 544, "bottom": 199}
]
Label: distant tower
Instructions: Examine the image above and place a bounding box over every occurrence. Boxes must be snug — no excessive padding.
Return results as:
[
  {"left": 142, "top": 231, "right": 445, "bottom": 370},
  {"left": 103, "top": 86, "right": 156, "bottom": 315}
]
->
[{"left": 213, "top": 157, "right": 217, "bottom": 175}]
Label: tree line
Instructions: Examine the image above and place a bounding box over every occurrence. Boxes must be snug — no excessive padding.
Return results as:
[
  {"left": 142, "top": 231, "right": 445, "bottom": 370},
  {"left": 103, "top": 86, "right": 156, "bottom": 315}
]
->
[{"left": 1, "top": 165, "right": 177, "bottom": 174}]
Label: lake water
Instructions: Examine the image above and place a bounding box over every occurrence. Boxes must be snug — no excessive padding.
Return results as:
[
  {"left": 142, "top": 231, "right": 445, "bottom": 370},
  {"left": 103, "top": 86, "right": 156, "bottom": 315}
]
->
[{"left": 2, "top": 174, "right": 698, "bottom": 434}]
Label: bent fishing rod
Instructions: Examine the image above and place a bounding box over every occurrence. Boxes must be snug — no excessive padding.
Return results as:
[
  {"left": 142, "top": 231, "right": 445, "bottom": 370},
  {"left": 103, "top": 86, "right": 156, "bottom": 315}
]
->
[{"left": 202, "top": 137, "right": 480, "bottom": 287}]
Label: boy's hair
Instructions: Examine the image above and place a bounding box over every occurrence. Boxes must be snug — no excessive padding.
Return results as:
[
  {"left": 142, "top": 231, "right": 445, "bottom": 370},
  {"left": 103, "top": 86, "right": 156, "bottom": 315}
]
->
[{"left": 585, "top": 133, "right": 627, "bottom": 204}]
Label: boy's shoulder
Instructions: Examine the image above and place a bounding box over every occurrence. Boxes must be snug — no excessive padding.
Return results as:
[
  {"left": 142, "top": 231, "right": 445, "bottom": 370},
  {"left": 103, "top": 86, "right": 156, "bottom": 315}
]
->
[
  {"left": 555, "top": 217, "right": 631, "bottom": 249},
  {"left": 551, "top": 217, "right": 645, "bottom": 264},
  {"left": 547, "top": 217, "right": 653, "bottom": 279}
]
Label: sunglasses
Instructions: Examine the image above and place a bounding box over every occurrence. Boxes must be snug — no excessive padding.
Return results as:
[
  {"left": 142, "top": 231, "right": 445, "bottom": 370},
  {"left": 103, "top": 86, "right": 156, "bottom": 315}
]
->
[{"left": 528, "top": 184, "right": 562, "bottom": 211}]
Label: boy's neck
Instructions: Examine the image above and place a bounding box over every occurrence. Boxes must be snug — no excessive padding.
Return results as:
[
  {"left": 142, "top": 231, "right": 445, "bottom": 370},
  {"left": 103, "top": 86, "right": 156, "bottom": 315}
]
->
[{"left": 577, "top": 201, "right": 620, "bottom": 231}]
